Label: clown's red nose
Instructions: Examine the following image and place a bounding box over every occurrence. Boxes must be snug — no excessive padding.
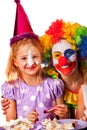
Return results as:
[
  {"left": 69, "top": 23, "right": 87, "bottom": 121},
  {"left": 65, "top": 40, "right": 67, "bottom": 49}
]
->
[{"left": 58, "top": 56, "right": 68, "bottom": 66}]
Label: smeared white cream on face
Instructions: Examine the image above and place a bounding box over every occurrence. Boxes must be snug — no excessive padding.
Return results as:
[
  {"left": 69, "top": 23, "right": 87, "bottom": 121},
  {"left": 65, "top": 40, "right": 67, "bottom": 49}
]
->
[
  {"left": 27, "top": 50, "right": 40, "bottom": 66},
  {"left": 35, "top": 60, "right": 39, "bottom": 64},
  {"left": 27, "top": 51, "right": 34, "bottom": 66}
]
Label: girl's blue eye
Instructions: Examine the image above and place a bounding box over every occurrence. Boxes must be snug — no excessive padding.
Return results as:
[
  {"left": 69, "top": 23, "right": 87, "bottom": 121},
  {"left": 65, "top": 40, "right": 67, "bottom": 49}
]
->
[{"left": 64, "top": 49, "right": 75, "bottom": 59}]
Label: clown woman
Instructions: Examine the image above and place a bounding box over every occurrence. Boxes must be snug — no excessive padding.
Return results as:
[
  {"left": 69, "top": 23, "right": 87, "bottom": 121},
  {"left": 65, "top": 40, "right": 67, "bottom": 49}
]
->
[{"left": 40, "top": 19, "right": 87, "bottom": 118}]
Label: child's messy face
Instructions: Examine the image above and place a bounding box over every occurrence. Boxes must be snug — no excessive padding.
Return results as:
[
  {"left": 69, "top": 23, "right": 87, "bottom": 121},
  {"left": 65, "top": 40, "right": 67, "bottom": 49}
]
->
[
  {"left": 14, "top": 43, "right": 42, "bottom": 76},
  {"left": 52, "top": 39, "right": 78, "bottom": 76}
]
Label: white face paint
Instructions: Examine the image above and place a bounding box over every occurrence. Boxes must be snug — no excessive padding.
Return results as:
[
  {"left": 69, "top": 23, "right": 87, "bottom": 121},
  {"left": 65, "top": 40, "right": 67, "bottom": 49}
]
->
[
  {"left": 52, "top": 39, "right": 78, "bottom": 76},
  {"left": 52, "top": 39, "right": 72, "bottom": 66},
  {"left": 35, "top": 60, "right": 39, "bottom": 65},
  {"left": 27, "top": 51, "right": 34, "bottom": 66},
  {"left": 27, "top": 50, "right": 40, "bottom": 66}
]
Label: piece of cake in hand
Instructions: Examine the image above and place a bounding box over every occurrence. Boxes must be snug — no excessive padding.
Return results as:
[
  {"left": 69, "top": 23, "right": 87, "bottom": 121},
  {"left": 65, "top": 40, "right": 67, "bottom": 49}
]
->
[{"left": 4, "top": 117, "right": 34, "bottom": 130}]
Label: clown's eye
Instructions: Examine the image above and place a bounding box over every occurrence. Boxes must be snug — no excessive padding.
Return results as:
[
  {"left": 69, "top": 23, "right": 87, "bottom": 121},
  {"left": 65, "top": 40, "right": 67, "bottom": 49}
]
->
[
  {"left": 53, "top": 52, "right": 62, "bottom": 59},
  {"left": 64, "top": 49, "right": 75, "bottom": 59}
]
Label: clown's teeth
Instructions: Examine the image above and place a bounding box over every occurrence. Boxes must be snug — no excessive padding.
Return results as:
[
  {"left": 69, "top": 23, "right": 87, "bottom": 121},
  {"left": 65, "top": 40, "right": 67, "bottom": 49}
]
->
[{"left": 61, "top": 65, "right": 69, "bottom": 68}]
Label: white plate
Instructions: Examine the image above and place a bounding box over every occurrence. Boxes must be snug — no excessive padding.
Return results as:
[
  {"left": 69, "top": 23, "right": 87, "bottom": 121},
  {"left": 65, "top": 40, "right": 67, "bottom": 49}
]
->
[{"left": 58, "top": 119, "right": 87, "bottom": 130}]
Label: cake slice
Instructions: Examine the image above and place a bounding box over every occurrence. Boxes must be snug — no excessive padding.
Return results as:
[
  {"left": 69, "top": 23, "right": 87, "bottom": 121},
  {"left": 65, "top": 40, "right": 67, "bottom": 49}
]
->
[{"left": 4, "top": 117, "right": 33, "bottom": 130}]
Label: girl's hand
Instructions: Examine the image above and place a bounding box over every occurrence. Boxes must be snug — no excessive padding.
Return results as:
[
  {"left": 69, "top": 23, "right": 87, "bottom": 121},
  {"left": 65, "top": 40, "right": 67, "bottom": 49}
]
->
[
  {"left": 80, "top": 115, "right": 87, "bottom": 121},
  {"left": 1, "top": 96, "right": 10, "bottom": 114},
  {"left": 27, "top": 109, "right": 39, "bottom": 124},
  {"left": 54, "top": 104, "right": 68, "bottom": 118}
]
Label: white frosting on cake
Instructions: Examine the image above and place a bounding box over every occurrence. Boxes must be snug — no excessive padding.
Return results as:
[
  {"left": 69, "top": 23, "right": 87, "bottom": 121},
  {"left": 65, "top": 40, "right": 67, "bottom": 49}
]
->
[
  {"left": 42, "top": 118, "right": 75, "bottom": 130},
  {"left": 4, "top": 117, "right": 33, "bottom": 130}
]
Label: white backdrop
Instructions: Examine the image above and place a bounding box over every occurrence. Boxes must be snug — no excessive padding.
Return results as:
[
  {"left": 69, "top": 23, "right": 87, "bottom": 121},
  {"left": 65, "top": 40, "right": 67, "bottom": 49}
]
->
[{"left": 0, "top": 0, "right": 87, "bottom": 126}]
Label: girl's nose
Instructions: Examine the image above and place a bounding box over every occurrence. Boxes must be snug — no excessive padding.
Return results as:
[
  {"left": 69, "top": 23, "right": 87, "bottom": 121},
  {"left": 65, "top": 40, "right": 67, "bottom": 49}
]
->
[
  {"left": 58, "top": 56, "right": 68, "bottom": 66},
  {"left": 27, "top": 59, "right": 34, "bottom": 66},
  {"left": 27, "top": 55, "right": 34, "bottom": 66}
]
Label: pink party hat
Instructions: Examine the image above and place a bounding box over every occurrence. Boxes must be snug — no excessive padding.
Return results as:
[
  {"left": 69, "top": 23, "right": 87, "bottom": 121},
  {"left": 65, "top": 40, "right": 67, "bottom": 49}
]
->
[{"left": 10, "top": 0, "right": 38, "bottom": 46}]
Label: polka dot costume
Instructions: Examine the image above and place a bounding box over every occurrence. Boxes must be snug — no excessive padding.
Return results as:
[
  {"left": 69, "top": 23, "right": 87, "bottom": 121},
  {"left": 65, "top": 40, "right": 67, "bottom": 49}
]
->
[{"left": 1, "top": 77, "right": 64, "bottom": 128}]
